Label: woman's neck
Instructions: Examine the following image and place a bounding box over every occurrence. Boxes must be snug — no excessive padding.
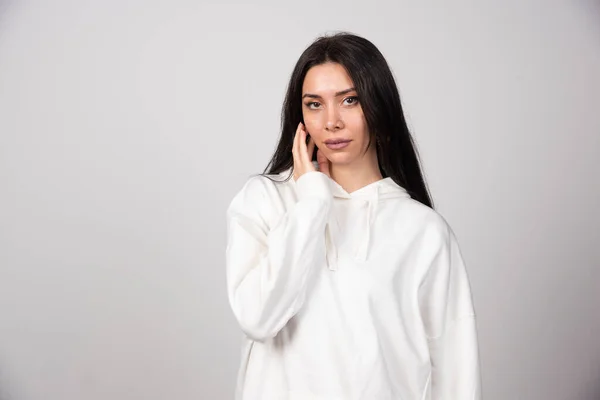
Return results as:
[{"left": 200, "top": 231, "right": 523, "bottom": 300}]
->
[{"left": 330, "top": 158, "right": 383, "bottom": 194}]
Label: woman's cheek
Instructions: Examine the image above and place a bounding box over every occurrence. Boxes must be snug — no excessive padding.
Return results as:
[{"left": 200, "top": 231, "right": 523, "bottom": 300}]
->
[{"left": 303, "top": 117, "right": 321, "bottom": 137}]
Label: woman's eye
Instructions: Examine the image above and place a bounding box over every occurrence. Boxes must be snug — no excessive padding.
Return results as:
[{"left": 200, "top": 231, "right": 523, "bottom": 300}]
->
[
  {"left": 306, "top": 102, "right": 321, "bottom": 109},
  {"left": 344, "top": 96, "right": 359, "bottom": 105}
]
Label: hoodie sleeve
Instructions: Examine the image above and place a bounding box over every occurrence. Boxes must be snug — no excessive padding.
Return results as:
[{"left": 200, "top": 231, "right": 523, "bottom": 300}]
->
[
  {"left": 225, "top": 171, "right": 332, "bottom": 342},
  {"left": 418, "top": 218, "right": 482, "bottom": 399}
]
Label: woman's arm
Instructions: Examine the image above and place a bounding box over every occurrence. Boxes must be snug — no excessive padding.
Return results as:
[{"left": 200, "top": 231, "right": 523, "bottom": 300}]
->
[
  {"left": 225, "top": 171, "right": 331, "bottom": 342},
  {"left": 418, "top": 217, "right": 482, "bottom": 399}
]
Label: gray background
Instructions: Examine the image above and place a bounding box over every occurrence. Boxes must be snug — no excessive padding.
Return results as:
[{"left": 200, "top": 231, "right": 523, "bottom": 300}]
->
[{"left": 1, "top": 1, "right": 599, "bottom": 399}]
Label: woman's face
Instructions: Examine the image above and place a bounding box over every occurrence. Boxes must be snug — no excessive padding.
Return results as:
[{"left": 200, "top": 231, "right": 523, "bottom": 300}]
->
[{"left": 301, "top": 62, "right": 374, "bottom": 166}]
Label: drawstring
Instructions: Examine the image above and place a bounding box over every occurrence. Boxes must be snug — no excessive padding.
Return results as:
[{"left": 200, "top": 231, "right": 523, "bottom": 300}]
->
[
  {"left": 296, "top": 171, "right": 405, "bottom": 271},
  {"left": 324, "top": 185, "right": 380, "bottom": 270},
  {"left": 355, "top": 185, "right": 380, "bottom": 261},
  {"left": 325, "top": 209, "right": 340, "bottom": 271}
]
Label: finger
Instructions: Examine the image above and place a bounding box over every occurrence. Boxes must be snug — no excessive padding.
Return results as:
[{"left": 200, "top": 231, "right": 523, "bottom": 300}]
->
[
  {"left": 317, "top": 148, "right": 331, "bottom": 177},
  {"left": 292, "top": 123, "right": 301, "bottom": 161},
  {"left": 298, "top": 125, "right": 309, "bottom": 164},
  {"left": 306, "top": 135, "right": 315, "bottom": 163},
  {"left": 292, "top": 123, "right": 303, "bottom": 178}
]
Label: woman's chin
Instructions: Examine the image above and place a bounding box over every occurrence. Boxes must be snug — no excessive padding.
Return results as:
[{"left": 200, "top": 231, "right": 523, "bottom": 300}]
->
[{"left": 327, "top": 151, "right": 356, "bottom": 166}]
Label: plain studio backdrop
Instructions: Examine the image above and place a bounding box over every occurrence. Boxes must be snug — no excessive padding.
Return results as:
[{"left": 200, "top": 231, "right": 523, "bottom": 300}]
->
[{"left": 1, "top": 1, "right": 599, "bottom": 399}]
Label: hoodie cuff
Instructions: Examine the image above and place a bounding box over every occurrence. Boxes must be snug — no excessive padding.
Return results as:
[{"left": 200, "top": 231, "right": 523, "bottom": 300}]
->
[{"left": 295, "top": 171, "right": 332, "bottom": 202}]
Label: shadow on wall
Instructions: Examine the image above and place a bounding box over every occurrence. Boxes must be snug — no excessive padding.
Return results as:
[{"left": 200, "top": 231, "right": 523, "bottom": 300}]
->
[
  {"left": 0, "top": 0, "right": 11, "bottom": 15},
  {"left": 584, "top": 376, "right": 600, "bottom": 400},
  {"left": 0, "top": 0, "right": 17, "bottom": 24},
  {"left": 0, "top": 363, "right": 21, "bottom": 400},
  {"left": 0, "top": 367, "right": 8, "bottom": 400}
]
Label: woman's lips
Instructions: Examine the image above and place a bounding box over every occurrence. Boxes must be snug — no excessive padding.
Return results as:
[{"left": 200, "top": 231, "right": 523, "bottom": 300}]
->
[{"left": 325, "top": 139, "right": 351, "bottom": 150}]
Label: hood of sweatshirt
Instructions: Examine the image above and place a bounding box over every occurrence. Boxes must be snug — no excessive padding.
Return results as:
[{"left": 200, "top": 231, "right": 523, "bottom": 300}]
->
[{"left": 319, "top": 171, "right": 412, "bottom": 271}]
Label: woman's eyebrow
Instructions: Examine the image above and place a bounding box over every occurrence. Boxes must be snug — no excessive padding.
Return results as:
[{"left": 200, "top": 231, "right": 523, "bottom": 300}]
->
[{"left": 302, "top": 87, "right": 356, "bottom": 99}]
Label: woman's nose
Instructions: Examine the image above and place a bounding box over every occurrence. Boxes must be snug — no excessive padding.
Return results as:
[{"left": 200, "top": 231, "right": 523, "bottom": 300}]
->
[{"left": 325, "top": 108, "right": 344, "bottom": 131}]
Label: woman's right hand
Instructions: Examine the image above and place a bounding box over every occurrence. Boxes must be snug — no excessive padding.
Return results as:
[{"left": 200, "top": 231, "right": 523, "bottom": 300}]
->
[
  {"left": 292, "top": 122, "right": 317, "bottom": 181},
  {"left": 293, "top": 122, "right": 331, "bottom": 180}
]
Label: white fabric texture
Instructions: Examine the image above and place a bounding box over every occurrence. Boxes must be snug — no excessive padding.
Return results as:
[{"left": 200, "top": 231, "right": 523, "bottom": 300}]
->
[{"left": 225, "top": 169, "right": 481, "bottom": 400}]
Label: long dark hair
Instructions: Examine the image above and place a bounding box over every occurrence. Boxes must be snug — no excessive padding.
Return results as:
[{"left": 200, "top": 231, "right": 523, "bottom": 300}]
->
[{"left": 262, "top": 32, "right": 434, "bottom": 209}]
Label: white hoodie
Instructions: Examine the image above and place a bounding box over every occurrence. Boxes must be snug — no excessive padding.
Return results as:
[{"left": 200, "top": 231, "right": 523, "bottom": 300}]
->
[{"left": 225, "top": 168, "right": 481, "bottom": 400}]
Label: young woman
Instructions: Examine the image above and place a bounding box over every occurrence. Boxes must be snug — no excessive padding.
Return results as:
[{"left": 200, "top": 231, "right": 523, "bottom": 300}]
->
[{"left": 225, "top": 32, "right": 481, "bottom": 400}]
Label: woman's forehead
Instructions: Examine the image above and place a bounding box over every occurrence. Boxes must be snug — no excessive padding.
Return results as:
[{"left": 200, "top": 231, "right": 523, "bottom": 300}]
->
[{"left": 302, "top": 63, "right": 355, "bottom": 95}]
